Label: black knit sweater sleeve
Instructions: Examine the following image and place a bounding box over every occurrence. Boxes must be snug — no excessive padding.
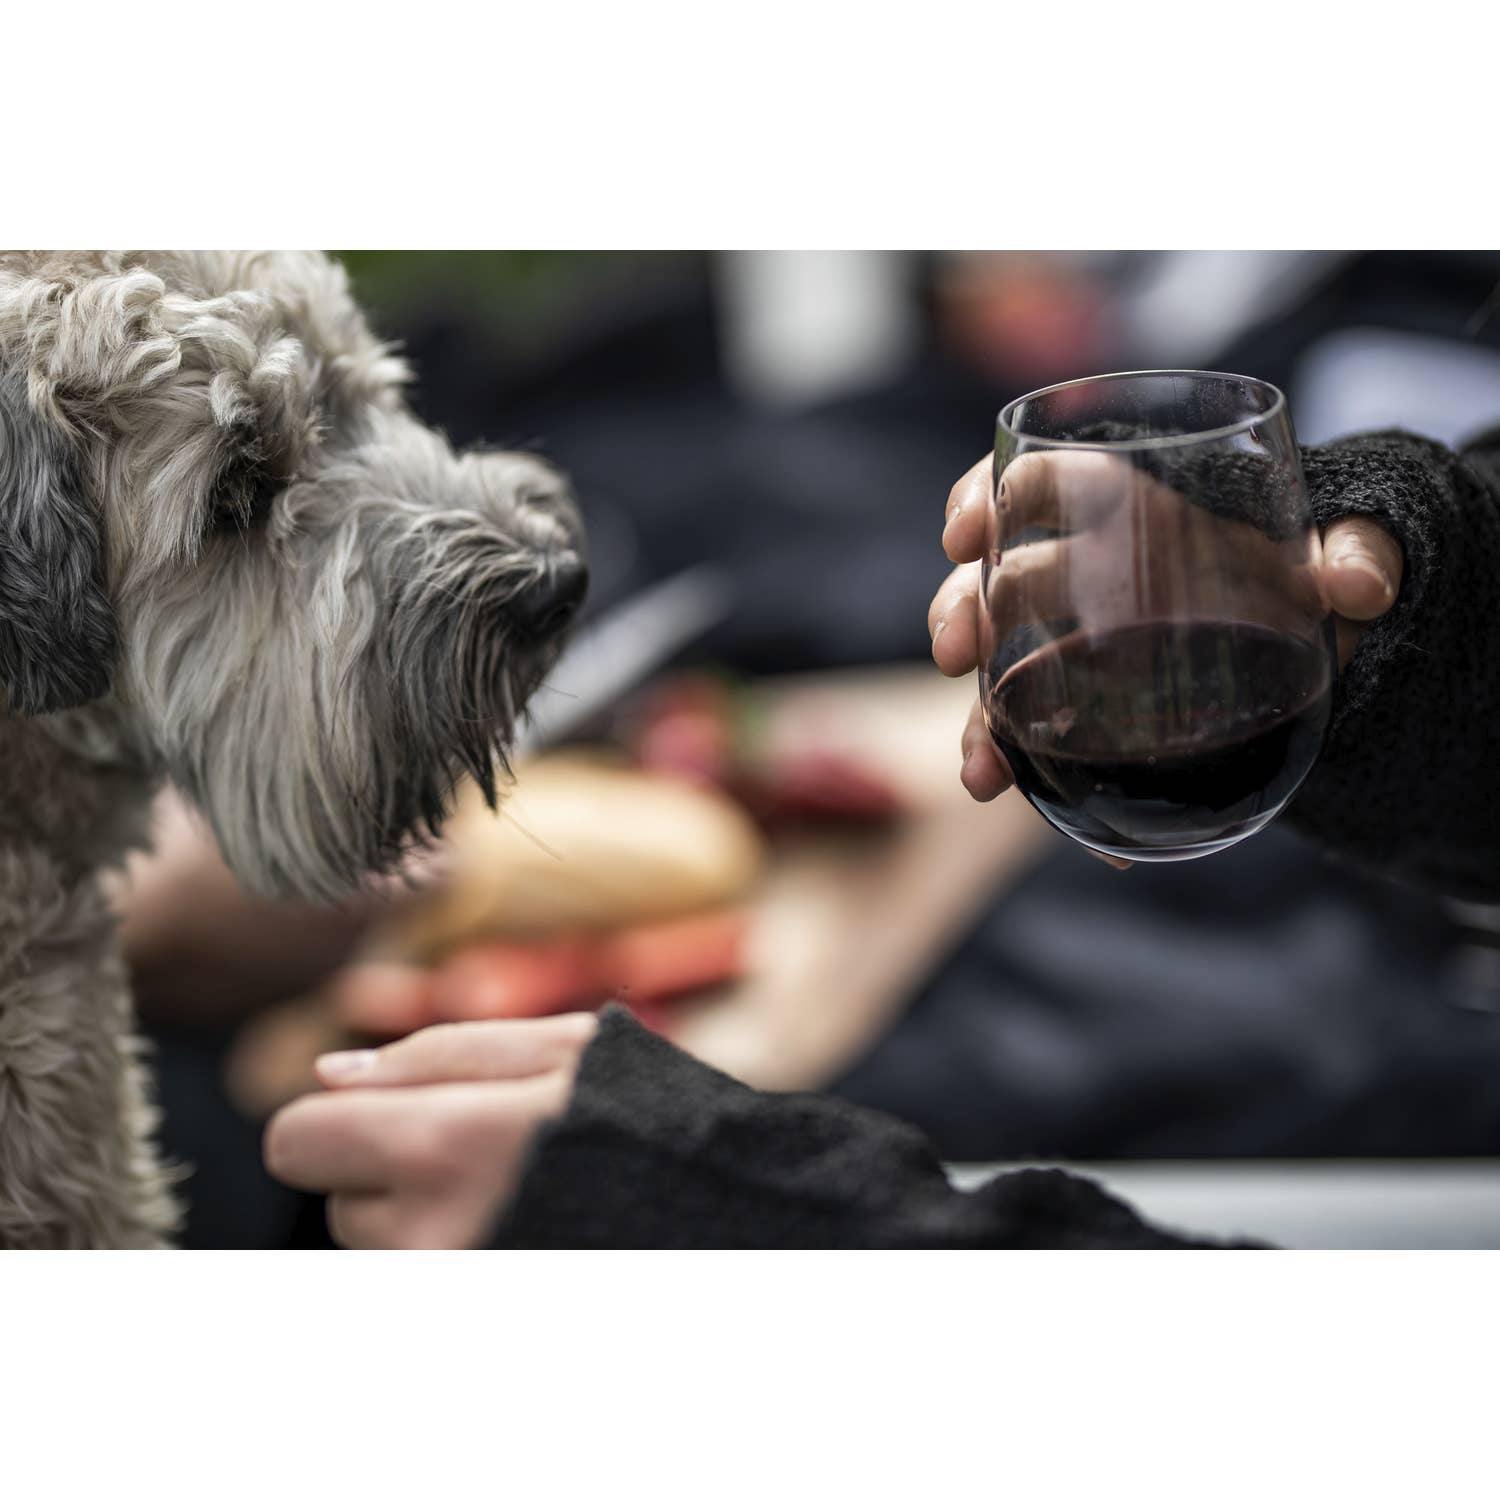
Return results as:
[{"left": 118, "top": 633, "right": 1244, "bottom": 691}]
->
[
  {"left": 1287, "top": 428, "right": 1500, "bottom": 900},
  {"left": 491, "top": 1006, "right": 1235, "bottom": 1248}
]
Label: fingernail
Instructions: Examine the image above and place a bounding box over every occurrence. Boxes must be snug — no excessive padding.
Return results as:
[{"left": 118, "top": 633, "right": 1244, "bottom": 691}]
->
[
  {"left": 316, "top": 1049, "right": 377, "bottom": 1082},
  {"left": 1334, "top": 551, "right": 1395, "bottom": 606},
  {"left": 932, "top": 616, "right": 948, "bottom": 643}
]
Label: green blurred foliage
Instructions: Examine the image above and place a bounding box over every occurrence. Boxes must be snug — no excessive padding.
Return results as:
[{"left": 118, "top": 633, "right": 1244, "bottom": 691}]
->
[
  {"left": 336, "top": 250, "right": 695, "bottom": 333},
  {"left": 338, "top": 251, "right": 580, "bottom": 317}
]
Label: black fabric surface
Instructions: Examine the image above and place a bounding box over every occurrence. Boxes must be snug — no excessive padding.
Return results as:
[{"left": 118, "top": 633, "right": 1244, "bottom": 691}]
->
[
  {"left": 1289, "top": 430, "right": 1500, "bottom": 900},
  {"left": 832, "top": 825, "right": 1500, "bottom": 1162},
  {"left": 493, "top": 1007, "right": 1239, "bottom": 1249}
]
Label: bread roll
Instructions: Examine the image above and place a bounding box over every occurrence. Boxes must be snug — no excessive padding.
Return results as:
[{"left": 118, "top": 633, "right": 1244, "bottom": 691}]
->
[{"left": 377, "top": 754, "right": 765, "bottom": 960}]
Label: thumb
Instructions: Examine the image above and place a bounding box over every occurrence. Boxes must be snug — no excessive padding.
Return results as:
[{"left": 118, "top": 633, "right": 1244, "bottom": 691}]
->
[
  {"left": 1322, "top": 516, "right": 1402, "bottom": 623},
  {"left": 315, "top": 1012, "right": 598, "bottom": 1089}
]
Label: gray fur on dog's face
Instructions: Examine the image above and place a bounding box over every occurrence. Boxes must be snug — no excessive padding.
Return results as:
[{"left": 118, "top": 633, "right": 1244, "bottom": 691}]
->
[{"left": 0, "top": 251, "right": 584, "bottom": 900}]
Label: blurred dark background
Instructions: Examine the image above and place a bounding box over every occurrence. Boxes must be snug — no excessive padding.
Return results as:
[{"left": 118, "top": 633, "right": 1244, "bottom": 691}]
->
[
  {"left": 336, "top": 252, "right": 1500, "bottom": 666},
  {"left": 150, "top": 251, "right": 1500, "bottom": 1244}
]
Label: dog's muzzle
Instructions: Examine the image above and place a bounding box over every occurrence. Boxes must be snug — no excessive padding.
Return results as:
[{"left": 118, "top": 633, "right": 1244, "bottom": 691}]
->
[{"left": 512, "top": 549, "right": 589, "bottom": 639}]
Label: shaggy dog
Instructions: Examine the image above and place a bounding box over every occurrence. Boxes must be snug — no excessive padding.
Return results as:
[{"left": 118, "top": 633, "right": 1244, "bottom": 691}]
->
[{"left": 0, "top": 251, "right": 586, "bottom": 1247}]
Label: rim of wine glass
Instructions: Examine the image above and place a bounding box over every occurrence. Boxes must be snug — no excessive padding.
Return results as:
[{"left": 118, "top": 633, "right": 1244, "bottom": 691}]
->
[{"left": 997, "top": 368, "right": 1289, "bottom": 451}]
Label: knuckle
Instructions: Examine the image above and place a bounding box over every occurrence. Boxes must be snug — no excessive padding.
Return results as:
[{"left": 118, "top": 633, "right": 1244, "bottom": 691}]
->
[
  {"left": 390, "top": 1021, "right": 460, "bottom": 1072},
  {"left": 555, "top": 1010, "right": 599, "bottom": 1043},
  {"left": 540, "top": 1014, "right": 598, "bottom": 1070},
  {"left": 535, "top": 1025, "right": 584, "bottom": 1068}
]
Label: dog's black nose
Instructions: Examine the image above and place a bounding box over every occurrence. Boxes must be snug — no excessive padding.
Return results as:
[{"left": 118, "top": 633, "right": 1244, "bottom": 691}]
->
[{"left": 513, "top": 551, "right": 589, "bottom": 637}]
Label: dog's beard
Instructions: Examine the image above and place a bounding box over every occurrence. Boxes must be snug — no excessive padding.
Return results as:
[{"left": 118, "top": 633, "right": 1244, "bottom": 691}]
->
[
  {"left": 362, "top": 583, "right": 563, "bottom": 887},
  {"left": 125, "top": 532, "right": 568, "bottom": 906},
  {"left": 383, "top": 541, "right": 564, "bottom": 830},
  {"left": 174, "top": 632, "right": 555, "bottom": 905}
]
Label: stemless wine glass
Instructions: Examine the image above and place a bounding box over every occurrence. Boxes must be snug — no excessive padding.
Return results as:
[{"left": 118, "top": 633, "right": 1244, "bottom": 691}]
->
[{"left": 979, "top": 369, "right": 1333, "bottom": 862}]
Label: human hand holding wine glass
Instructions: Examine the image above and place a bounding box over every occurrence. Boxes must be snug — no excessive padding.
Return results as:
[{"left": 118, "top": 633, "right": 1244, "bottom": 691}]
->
[{"left": 930, "top": 371, "right": 1405, "bottom": 865}]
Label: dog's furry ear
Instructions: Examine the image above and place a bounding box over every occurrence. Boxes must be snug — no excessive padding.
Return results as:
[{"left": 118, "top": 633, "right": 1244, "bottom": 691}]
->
[{"left": 0, "top": 371, "right": 117, "bottom": 714}]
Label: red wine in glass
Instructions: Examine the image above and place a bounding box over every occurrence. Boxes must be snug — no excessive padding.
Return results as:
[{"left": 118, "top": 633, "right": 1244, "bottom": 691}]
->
[{"left": 987, "top": 619, "right": 1332, "bottom": 860}]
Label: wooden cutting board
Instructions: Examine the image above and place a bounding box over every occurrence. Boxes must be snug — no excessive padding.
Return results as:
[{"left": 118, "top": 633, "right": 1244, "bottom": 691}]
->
[
  {"left": 662, "top": 666, "right": 1049, "bottom": 1090},
  {"left": 226, "top": 666, "right": 1051, "bottom": 1111}
]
